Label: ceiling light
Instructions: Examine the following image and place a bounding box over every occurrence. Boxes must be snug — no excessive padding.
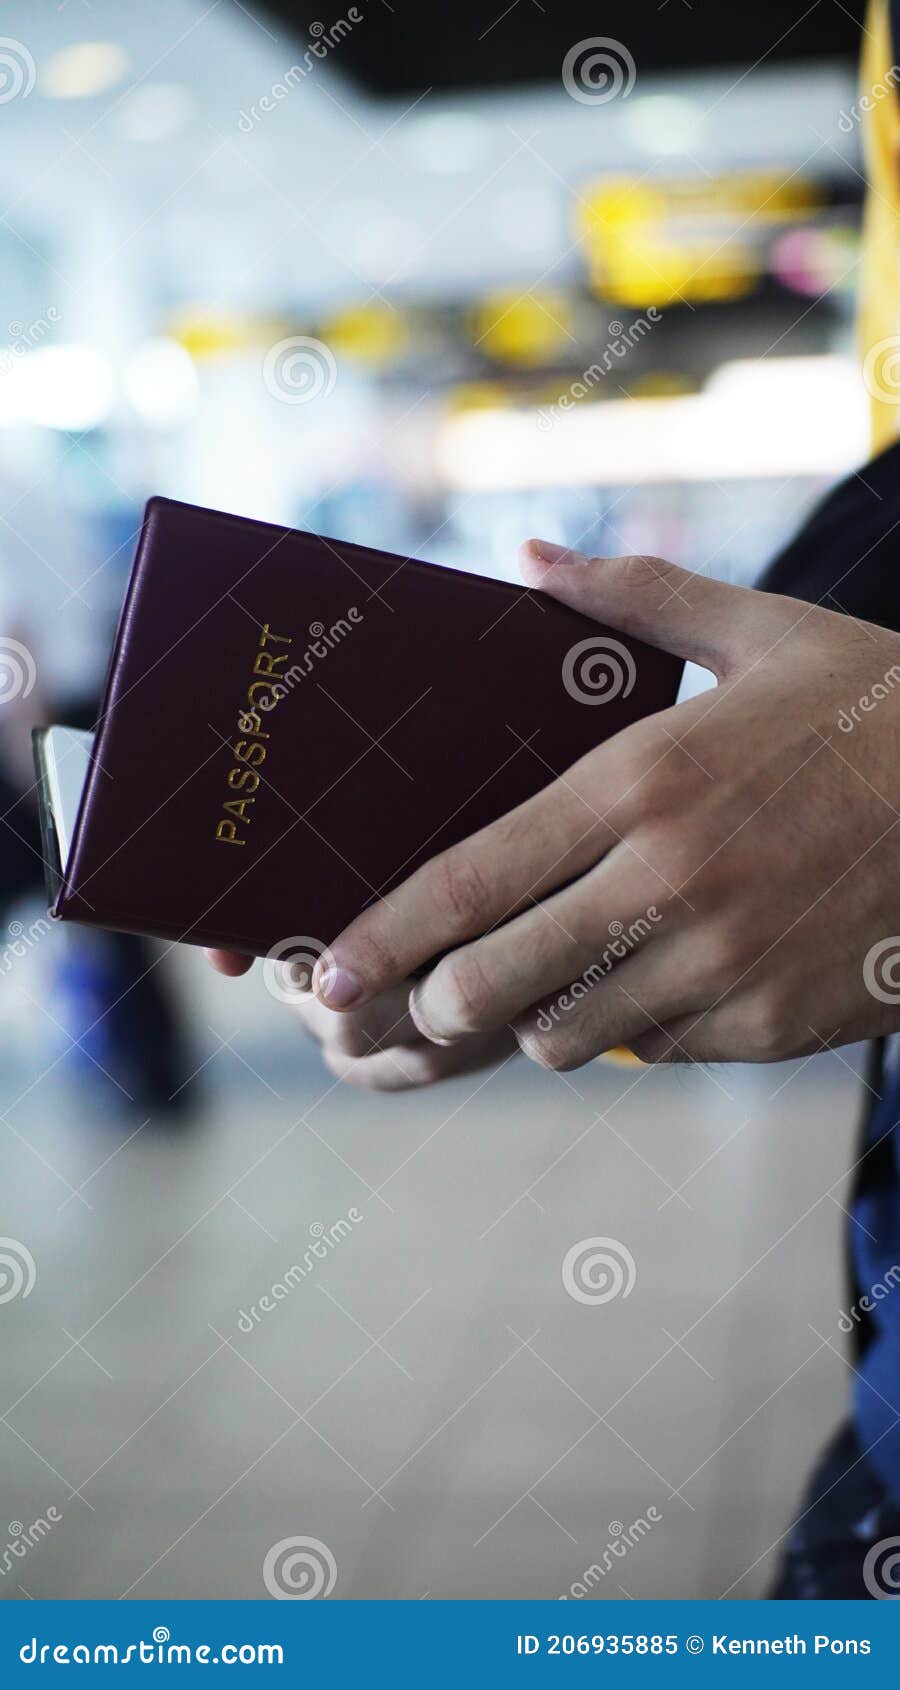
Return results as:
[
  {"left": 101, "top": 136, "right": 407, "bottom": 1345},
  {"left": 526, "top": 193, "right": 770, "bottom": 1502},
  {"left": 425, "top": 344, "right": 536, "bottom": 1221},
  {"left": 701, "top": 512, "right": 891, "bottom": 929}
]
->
[
  {"left": 42, "top": 42, "right": 130, "bottom": 101},
  {"left": 6, "top": 346, "right": 114, "bottom": 431},
  {"left": 436, "top": 357, "right": 866, "bottom": 489},
  {"left": 123, "top": 338, "right": 198, "bottom": 428}
]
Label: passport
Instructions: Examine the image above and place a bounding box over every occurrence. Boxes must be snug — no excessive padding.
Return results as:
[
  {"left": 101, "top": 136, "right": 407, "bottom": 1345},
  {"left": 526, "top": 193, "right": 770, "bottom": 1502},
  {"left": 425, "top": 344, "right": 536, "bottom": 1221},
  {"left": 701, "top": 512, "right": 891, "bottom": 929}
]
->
[{"left": 33, "top": 498, "right": 683, "bottom": 962}]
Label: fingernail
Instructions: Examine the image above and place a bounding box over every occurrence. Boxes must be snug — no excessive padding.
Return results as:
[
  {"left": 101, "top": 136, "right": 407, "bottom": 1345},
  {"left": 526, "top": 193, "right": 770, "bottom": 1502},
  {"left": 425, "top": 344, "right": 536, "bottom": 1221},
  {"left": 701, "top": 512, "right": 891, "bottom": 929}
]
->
[
  {"left": 523, "top": 538, "right": 588, "bottom": 569},
  {"left": 513, "top": 1027, "right": 553, "bottom": 1069},
  {"left": 408, "top": 984, "right": 452, "bottom": 1046},
  {"left": 315, "top": 963, "right": 362, "bottom": 1009}
]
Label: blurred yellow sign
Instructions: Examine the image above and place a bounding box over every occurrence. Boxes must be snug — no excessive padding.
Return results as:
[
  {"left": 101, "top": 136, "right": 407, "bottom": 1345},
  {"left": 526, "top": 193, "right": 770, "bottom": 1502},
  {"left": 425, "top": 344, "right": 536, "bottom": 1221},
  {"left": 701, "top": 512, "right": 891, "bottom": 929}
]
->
[
  {"left": 469, "top": 290, "right": 574, "bottom": 366},
  {"left": 576, "top": 172, "right": 822, "bottom": 308},
  {"left": 167, "top": 306, "right": 274, "bottom": 361},
  {"left": 320, "top": 303, "right": 409, "bottom": 367}
]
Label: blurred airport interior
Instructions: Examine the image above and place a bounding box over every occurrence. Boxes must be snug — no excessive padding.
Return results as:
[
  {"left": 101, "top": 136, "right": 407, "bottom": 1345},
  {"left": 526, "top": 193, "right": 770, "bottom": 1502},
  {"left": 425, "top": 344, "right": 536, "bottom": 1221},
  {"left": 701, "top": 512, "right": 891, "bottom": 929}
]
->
[{"left": 0, "top": 0, "right": 877, "bottom": 1600}]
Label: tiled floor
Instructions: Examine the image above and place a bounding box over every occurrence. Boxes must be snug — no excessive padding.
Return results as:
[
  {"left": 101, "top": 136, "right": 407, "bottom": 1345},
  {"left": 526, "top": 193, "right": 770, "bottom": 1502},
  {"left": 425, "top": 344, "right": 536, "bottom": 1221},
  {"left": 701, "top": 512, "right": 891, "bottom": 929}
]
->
[{"left": 0, "top": 932, "right": 864, "bottom": 1600}]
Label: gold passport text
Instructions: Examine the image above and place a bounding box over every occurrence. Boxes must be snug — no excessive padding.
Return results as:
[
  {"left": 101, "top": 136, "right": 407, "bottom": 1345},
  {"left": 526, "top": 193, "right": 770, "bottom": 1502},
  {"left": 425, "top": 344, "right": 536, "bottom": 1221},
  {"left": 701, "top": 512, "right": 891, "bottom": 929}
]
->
[{"left": 215, "top": 623, "right": 292, "bottom": 847}]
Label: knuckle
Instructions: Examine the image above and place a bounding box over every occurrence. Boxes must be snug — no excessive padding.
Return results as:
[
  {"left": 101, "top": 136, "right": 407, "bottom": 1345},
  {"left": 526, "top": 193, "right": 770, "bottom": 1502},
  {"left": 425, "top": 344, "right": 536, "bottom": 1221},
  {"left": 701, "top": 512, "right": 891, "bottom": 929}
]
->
[
  {"left": 330, "top": 1017, "right": 375, "bottom": 1060},
  {"left": 352, "top": 921, "right": 403, "bottom": 988},
  {"left": 603, "top": 742, "right": 686, "bottom": 836},
  {"left": 518, "top": 1028, "right": 584, "bottom": 1072},
  {"left": 637, "top": 819, "right": 719, "bottom": 909},
  {"left": 617, "top": 552, "right": 670, "bottom": 593},
  {"left": 322, "top": 1047, "right": 399, "bottom": 1092},
  {"left": 436, "top": 949, "right": 493, "bottom": 1033},
  {"left": 389, "top": 1047, "right": 444, "bottom": 1089},
  {"left": 431, "top": 847, "right": 491, "bottom": 933},
  {"left": 630, "top": 1028, "right": 674, "bottom": 1065},
  {"left": 696, "top": 924, "right": 744, "bottom": 990},
  {"left": 743, "top": 991, "right": 790, "bottom": 1061},
  {"left": 641, "top": 874, "right": 680, "bottom": 926}
]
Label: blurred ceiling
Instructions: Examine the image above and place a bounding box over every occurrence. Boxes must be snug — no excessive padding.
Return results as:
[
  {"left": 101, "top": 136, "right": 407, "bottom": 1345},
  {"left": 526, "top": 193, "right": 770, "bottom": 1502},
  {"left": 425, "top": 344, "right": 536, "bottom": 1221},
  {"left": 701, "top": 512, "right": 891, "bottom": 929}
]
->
[
  {"left": 0, "top": 0, "right": 862, "bottom": 319},
  {"left": 255, "top": 0, "right": 867, "bottom": 94}
]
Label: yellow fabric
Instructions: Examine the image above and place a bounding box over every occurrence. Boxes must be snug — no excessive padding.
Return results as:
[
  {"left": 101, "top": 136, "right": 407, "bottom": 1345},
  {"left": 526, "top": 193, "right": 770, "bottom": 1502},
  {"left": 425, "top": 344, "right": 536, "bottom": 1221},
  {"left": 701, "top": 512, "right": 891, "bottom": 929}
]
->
[
  {"left": 599, "top": 1045, "right": 645, "bottom": 1068},
  {"left": 861, "top": 0, "right": 900, "bottom": 451}
]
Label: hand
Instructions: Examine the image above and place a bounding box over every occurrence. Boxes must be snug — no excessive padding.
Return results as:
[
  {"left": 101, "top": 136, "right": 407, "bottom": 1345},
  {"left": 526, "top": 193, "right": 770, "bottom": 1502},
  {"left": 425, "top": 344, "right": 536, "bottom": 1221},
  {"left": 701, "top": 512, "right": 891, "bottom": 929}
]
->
[
  {"left": 310, "top": 539, "right": 900, "bottom": 1067},
  {"left": 205, "top": 951, "right": 515, "bottom": 1090}
]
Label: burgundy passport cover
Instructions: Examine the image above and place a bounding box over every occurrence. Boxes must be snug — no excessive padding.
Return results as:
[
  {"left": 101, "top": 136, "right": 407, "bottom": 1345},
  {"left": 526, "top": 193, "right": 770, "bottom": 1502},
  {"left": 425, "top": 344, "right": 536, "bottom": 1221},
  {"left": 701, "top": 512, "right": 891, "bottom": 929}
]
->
[{"left": 52, "top": 498, "right": 683, "bottom": 959}]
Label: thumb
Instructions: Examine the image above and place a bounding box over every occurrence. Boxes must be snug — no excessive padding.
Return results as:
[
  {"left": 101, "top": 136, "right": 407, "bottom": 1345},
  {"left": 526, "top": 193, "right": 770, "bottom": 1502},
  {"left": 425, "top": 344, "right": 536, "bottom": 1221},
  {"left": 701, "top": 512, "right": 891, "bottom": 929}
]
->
[{"left": 520, "top": 539, "right": 770, "bottom": 679}]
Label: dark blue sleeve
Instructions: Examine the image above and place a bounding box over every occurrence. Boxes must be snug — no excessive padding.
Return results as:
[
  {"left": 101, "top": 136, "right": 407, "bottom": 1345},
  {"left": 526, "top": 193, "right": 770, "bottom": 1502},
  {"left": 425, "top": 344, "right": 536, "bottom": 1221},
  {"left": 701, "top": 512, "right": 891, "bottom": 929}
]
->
[{"left": 758, "top": 442, "right": 900, "bottom": 632}]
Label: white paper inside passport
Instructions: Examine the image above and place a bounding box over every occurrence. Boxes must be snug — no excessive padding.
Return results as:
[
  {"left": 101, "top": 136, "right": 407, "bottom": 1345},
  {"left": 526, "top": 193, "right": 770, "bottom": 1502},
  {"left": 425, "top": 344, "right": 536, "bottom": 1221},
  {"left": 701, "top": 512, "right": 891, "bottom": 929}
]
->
[{"left": 44, "top": 725, "right": 94, "bottom": 872}]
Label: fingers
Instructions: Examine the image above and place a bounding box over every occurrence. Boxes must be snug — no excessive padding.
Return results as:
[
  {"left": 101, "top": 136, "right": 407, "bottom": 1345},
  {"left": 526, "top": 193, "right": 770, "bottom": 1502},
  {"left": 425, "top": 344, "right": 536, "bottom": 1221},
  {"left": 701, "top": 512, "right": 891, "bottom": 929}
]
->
[
  {"left": 630, "top": 1017, "right": 712, "bottom": 1065},
  {"left": 291, "top": 979, "right": 417, "bottom": 1059},
  {"left": 323, "top": 1027, "right": 517, "bottom": 1092},
  {"left": 314, "top": 772, "right": 623, "bottom": 1011},
  {"left": 519, "top": 540, "right": 780, "bottom": 680},
  {"left": 279, "top": 972, "right": 516, "bottom": 1090},
  {"left": 628, "top": 1000, "right": 817, "bottom": 1066},
  {"left": 205, "top": 948, "right": 254, "bottom": 977},
  {"left": 407, "top": 851, "right": 674, "bottom": 1044},
  {"left": 510, "top": 939, "right": 701, "bottom": 1071}
]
